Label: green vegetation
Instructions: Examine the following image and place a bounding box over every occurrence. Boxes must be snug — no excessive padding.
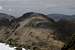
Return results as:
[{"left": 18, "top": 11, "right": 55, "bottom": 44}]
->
[{"left": 6, "top": 39, "right": 17, "bottom": 47}]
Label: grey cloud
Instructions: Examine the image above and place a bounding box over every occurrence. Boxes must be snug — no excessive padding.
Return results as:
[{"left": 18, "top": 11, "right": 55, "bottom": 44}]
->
[{"left": 0, "top": 0, "right": 75, "bottom": 16}]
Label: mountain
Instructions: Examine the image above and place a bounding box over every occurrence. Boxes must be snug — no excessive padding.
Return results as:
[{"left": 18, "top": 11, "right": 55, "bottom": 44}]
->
[
  {"left": 48, "top": 14, "right": 75, "bottom": 23},
  {"left": 0, "top": 12, "right": 75, "bottom": 50}
]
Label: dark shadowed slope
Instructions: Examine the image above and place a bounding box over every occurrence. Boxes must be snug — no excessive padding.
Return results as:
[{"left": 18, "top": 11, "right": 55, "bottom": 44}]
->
[{"left": 0, "top": 13, "right": 16, "bottom": 26}]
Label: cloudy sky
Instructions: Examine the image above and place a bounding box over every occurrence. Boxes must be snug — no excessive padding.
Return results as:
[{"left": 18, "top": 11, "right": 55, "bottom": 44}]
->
[
  {"left": 0, "top": 0, "right": 75, "bottom": 17},
  {"left": 0, "top": 0, "right": 75, "bottom": 50}
]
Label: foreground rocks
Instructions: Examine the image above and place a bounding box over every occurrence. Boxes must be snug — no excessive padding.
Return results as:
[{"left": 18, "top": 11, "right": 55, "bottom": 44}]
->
[{"left": 0, "top": 12, "right": 75, "bottom": 50}]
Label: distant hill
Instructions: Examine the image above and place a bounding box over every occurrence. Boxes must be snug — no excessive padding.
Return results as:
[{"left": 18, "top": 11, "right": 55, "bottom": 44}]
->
[
  {"left": 48, "top": 14, "right": 75, "bottom": 23},
  {"left": 0, "top": 13, "right": 15, "bottom": 26}
]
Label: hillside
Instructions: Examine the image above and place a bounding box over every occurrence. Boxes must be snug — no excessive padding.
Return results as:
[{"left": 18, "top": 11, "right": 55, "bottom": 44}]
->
[{"left": 0, "top": 12, "right": 75, "bottom": 50}]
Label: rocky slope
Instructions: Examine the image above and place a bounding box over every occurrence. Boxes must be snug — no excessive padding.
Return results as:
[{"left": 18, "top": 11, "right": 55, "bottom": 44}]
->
[{"left": 0, "top": 12, "right": 75, "bottom": 50}]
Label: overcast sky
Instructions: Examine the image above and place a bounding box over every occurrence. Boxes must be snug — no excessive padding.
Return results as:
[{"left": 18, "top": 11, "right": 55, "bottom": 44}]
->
[
  {"left": 0, "top": 0, "right": 75, "bottom": 50},
  {"left": 0, "top": 0, "right": 75, "bottom": 17}
]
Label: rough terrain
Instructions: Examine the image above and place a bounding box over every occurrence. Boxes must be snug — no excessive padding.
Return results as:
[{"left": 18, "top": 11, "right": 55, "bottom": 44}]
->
[{"left": 0, "top": 12, "right": 75, "bottom": 50}]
